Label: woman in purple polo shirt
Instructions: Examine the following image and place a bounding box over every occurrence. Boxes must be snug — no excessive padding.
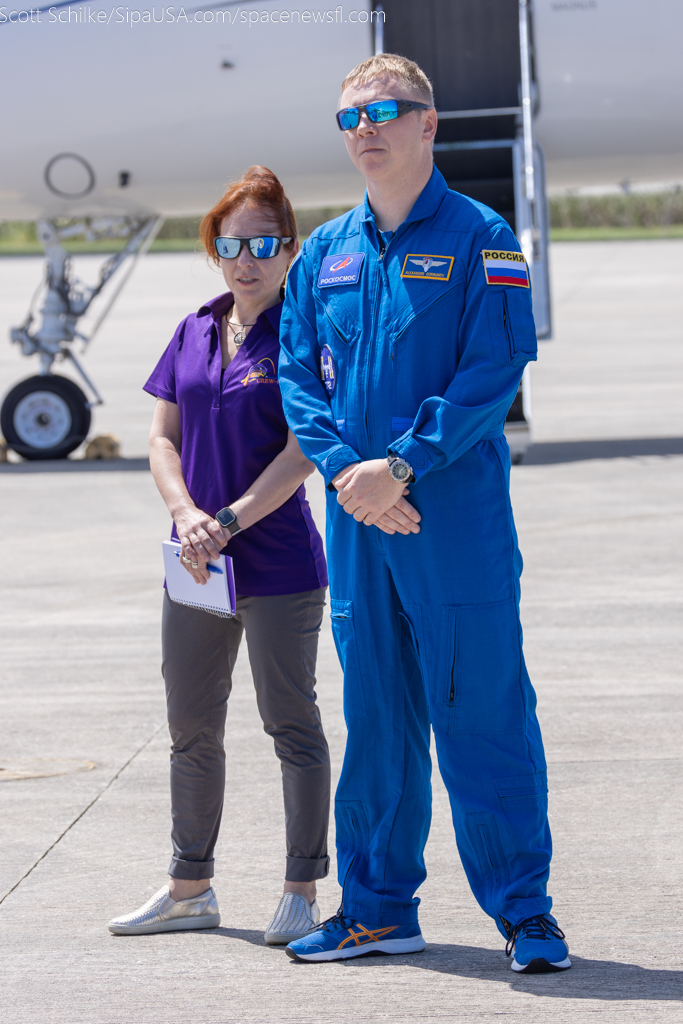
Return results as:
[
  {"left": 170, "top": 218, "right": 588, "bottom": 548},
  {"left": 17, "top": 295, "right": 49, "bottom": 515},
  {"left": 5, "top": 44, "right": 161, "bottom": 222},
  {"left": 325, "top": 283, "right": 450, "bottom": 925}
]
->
[{"left": 108, "top": 167, "right": 329, "bottom": 945}]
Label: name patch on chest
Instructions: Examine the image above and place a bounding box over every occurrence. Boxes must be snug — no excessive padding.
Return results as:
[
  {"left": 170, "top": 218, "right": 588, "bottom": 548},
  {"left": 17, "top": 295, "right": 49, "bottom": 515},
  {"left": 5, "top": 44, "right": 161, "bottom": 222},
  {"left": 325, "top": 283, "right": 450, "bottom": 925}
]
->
[
  {"left": 400, "top": 254, "right": 455, "bottom": 281},
  {"left": 240, "top": 358, "right": 278, "bottom": 386},
  {"left": 320, "top": 346, "right": 336, "bottom": 395},
  {"left": 481, "top": 249, "right": 530, "bottom": 288},
  {"left": 318, "top": 252, "right": 365, "bottom": 288}
]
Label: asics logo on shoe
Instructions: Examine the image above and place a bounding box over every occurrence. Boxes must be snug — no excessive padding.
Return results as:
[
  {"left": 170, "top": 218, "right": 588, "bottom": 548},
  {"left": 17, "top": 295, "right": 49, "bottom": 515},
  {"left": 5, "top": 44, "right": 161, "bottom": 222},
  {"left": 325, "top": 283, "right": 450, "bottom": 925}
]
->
[{"left": 338, "top": 924, "right": 398, "bottom": 948}]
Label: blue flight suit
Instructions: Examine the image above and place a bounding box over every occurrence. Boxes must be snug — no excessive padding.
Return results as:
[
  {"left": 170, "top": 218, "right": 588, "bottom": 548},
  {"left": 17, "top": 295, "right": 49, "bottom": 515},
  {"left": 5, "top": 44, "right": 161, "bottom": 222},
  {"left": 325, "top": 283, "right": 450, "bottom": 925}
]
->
[{"left": 279, "top": 167, "right": 553, "bottom": 938}]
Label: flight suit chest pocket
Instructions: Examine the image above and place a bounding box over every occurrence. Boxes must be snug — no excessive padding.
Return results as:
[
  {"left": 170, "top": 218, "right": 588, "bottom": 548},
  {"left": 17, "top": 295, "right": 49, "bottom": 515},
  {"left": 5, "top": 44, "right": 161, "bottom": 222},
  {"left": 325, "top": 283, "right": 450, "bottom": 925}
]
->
[
  {"left": 486, "top": 289, "right": 537, "bottom": 366},
  {"left": 320, "top": 295, "right": 363, "bottom": 350},
  {"left": 330, "top": 599, "right": 367, "bottom": 721}
]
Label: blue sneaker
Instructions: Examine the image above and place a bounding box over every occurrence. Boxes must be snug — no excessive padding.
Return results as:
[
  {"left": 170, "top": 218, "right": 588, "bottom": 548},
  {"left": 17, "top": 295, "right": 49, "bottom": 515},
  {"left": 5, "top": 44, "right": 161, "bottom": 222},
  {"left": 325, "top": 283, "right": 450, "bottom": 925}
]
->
[
  {"left": 285, "top": 907, "right": 425, "bottom": 962},
  {"left": 505, "top": 914, "right": 571, "bottom": 973}
]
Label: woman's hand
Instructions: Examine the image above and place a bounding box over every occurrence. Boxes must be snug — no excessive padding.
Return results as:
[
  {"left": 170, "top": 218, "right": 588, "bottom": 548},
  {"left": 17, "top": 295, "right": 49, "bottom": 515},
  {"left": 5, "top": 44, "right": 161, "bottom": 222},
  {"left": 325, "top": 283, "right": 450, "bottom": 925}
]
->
[
  {"left": 149, "top": 401, "right": 229, "bottom": 584},
  {"left": 174, "top": 505, "right": 228, "bottom": 584}
]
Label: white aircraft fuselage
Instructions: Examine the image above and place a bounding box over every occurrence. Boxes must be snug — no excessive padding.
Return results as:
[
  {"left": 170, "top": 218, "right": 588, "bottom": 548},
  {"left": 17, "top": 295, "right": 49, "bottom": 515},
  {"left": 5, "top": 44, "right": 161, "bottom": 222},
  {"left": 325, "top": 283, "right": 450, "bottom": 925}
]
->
[{"left": 0, "top": 0, "right": 682, "bottom": 221}]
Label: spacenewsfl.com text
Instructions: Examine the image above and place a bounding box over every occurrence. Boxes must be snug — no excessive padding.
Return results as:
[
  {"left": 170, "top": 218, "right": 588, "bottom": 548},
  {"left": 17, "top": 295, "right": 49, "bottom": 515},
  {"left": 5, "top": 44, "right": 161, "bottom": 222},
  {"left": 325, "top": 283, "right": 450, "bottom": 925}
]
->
[{"left": 0, "top": 4, "right": 385, "bottom": 25}]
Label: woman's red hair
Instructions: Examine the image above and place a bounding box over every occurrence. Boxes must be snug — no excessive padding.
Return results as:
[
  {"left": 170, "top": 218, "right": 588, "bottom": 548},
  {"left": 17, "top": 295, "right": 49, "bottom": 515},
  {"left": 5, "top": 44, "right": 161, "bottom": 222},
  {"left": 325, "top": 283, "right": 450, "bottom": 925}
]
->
[{"left": 200, "top": 165, "right": 298, "bottom": 265}]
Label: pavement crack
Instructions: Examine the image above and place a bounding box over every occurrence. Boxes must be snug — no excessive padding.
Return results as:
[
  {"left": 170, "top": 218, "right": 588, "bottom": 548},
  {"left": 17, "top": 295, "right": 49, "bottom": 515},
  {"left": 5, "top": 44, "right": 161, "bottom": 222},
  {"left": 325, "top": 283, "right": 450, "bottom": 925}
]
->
[{"left": 0, "top": 722, "right": 165, "bottom": 907}]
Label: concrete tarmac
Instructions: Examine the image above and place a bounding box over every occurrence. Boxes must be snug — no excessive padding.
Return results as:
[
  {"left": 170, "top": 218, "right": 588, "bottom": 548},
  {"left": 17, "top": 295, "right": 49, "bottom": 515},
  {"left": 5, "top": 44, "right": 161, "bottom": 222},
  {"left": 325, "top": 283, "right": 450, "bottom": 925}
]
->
[{"left": 0, "top": 242, "right": 682, "bottom": 1022}]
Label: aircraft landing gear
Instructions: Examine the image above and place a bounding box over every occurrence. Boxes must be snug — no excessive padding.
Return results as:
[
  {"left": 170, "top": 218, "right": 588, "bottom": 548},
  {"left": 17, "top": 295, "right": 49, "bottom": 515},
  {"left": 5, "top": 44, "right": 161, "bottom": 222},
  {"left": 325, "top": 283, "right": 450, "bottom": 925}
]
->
[
  {"left": 1, "top": 375, "right": 91, "bottom": 460},
  {"left": 2, "top": 214, "right": 162, "bottom": 460}
]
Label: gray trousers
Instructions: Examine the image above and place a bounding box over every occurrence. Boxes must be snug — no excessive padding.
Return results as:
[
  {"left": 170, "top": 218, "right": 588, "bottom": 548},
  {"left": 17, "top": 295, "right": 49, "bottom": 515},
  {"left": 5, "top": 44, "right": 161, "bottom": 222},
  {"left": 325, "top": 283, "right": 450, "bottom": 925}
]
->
[{"left": 161, "top": 587, "right": 330, "bottom": 882}]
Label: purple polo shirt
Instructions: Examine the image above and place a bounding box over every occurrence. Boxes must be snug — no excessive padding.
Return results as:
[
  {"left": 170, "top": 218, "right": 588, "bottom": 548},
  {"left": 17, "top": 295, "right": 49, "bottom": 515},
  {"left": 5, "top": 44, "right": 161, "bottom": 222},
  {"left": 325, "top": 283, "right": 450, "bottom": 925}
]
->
[{"left": 144, "top": 292, "right": 327, "bottom": 596}]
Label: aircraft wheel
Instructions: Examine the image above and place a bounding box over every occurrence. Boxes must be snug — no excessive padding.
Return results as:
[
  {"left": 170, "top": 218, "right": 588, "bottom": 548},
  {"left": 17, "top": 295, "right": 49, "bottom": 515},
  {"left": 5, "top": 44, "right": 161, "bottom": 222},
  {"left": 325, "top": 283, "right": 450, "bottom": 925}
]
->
[{"left": 1, "top": 375, "right": 91, "bottom": 460}]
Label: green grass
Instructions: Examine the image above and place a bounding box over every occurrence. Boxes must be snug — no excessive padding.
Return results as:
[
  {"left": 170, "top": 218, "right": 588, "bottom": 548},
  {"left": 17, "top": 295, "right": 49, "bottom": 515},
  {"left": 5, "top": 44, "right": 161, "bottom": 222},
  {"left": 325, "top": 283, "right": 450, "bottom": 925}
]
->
[
  {"left": 3, "top": 218, "right": 683, "bottom": 256},
  {"left": 0, "top": 238, "right": 202, "bottom": 256},
  {"left": 550, "top": 226, "right": 683, "bottom": 242}
]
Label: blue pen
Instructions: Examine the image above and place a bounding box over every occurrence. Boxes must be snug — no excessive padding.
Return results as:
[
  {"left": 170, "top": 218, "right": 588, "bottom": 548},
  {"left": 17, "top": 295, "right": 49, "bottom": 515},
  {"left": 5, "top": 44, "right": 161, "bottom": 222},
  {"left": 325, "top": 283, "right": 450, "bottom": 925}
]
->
[{"left": 174, "top": 550, "right": 223, "bottom": 574}]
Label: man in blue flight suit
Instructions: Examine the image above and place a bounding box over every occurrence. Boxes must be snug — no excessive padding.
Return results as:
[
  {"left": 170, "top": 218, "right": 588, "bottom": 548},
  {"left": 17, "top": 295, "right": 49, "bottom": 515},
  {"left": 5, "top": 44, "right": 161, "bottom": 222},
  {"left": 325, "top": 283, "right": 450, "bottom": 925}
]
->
[{"left": 278, "top": 54, "right": 571, "bottom": 974}]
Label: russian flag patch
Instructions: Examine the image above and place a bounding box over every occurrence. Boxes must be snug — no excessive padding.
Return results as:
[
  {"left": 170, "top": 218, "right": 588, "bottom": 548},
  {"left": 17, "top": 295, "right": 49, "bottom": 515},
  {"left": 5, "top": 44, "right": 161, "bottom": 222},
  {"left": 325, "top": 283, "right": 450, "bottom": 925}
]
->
[{"left": 481, "top": 249, "right": 530, "bottom": 288}]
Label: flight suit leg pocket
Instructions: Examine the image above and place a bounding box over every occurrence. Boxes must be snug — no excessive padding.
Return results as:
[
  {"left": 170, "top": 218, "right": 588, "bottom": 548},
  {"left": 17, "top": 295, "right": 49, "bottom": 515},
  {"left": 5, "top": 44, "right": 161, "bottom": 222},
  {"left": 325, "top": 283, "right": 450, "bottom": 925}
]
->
[
  {"left": 330, "top": 599, "right": 367, "bottom": 721},
  {"left": 408, "top": 604, "right": 456, "bottom": 733},
  {"left": 495, "top": 774, "right": 549, "bottom": 858},
  {"left": 466, "top": 811, "right": 511, "bottom": 896},
  {"left": 451, "top": 599, "right": 525, "bottom": 734}
]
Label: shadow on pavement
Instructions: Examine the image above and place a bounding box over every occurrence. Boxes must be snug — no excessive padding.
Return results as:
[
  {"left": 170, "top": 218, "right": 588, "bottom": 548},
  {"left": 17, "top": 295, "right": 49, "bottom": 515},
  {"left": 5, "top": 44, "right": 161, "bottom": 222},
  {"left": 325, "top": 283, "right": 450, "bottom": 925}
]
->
[
  {"left": 521, "top": 437, "right": 683, "bottom": 465},
  {"left": 2, "top": 438, "right": 681, "bottom": 472},
  {"left": 314, "top": 943, "right": 683, "bottom": 1000},
  {"left": 209, "top": 926, "right": 269, "bottom": 946},
  {"left": 0, "top": 457, "right": 150, "bottom": 473}
]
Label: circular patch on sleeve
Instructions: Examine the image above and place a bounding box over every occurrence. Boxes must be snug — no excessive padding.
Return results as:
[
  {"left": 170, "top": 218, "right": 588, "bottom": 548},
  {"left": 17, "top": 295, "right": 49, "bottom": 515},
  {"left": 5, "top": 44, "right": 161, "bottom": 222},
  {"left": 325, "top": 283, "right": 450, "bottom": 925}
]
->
[{"left": 320, "top": 346, "right": 336, "bottom": 395}]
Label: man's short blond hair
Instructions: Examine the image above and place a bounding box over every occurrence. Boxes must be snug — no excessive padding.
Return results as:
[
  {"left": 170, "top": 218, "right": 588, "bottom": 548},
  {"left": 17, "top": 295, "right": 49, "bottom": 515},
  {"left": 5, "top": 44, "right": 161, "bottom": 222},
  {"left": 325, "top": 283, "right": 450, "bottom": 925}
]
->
[{"left": 340, "top": 54, "right": 435, "bottom": 107}]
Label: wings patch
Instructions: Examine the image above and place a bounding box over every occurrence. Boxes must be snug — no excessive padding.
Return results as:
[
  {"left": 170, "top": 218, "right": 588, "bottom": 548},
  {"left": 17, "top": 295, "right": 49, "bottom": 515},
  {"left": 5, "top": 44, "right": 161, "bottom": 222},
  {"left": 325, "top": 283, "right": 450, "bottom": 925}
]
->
[{"left": 400, "top": 254, "right": 454, "bottom": 281}]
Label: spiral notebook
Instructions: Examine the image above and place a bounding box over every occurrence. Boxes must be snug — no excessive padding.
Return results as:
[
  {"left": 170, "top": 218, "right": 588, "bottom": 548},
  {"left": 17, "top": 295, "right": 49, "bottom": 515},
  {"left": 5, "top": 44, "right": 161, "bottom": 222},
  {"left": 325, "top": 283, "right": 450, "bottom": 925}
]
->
[{"left": 162, "top": 540, "right": 236, "bottom": 618}]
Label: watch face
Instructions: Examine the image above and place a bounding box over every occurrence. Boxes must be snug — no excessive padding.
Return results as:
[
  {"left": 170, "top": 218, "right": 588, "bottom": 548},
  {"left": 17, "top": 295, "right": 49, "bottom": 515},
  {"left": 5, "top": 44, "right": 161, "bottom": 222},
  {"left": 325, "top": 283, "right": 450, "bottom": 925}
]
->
[
  {"left": 391, "top": 460, "right": 411, "bottom": 482},
  {"left": 216, "top": 508, "right": 235, "bottom": 528}
]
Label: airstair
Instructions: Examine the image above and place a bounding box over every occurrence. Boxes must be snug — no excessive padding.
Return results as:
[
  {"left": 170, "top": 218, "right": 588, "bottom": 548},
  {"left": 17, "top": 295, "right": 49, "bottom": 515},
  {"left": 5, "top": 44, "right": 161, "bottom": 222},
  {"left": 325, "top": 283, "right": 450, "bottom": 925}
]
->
[{"left": 373, "top": 0, "right": 551, "bottom": 461}]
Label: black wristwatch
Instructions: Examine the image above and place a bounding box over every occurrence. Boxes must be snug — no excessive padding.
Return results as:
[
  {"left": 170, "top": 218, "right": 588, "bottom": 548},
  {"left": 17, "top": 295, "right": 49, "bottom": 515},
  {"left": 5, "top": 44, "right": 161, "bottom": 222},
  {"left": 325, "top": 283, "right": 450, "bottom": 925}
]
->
[
  {"left": 387, "top": 452, "right": 415, "bottom": 484},
  {"left": 215, "top": 506, "right": 242, "bottom": 536}
]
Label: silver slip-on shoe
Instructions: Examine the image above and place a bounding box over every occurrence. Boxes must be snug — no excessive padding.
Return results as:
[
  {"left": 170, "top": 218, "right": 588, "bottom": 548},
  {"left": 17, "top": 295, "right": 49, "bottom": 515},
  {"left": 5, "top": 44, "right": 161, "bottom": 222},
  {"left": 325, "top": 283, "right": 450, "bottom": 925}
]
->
[
  {"left": 264, "top": 892, "right": 321, "bottom": 945},
  {"left": 108, "top": 886, "right": 220, "bottom": 935}
]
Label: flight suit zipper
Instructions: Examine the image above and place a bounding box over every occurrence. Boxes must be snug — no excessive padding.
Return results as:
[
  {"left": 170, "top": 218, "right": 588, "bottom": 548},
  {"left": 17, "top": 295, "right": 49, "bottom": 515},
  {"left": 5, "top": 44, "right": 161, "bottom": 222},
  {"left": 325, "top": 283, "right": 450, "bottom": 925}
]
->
[{"left": 365, "top": 237, "right": 387, "bottom": 442}]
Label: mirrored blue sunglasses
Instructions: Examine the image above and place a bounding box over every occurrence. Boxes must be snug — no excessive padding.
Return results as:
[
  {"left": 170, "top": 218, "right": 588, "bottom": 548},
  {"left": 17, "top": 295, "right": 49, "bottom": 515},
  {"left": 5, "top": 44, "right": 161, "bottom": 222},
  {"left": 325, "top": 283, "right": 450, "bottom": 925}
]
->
[
  {"left": 336, "top": 98, "right": 430, "bottom": 131},
  {"left": 213, "top": 236, "right": 293, "bottom": 260}
]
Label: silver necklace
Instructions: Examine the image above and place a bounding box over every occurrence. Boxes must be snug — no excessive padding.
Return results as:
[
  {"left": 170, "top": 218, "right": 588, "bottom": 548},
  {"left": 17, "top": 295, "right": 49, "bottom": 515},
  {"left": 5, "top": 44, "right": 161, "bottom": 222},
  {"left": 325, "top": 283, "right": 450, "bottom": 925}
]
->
[{"left": 226, "top": 316, "right": 256, "bottom": 347}]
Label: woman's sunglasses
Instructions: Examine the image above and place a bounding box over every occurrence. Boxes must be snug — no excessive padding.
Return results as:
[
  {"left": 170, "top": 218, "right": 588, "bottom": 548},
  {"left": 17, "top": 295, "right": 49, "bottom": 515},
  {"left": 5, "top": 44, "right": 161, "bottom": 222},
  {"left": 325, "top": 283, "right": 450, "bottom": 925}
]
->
[
  {"left": 214, "top": 236, "right": 293, "bottom": 260},
  {"left": 336, "top": 98, "right": 430, "bottom": 132}
]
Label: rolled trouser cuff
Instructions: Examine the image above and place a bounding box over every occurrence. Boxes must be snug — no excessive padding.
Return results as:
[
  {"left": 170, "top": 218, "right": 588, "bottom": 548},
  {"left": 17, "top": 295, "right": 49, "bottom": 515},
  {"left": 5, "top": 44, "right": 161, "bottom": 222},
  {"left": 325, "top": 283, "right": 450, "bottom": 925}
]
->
[
  {"left": 285, "top": 855, "right": 330, "bottom": 882},
  {"left": 168, "top": 856, "right": 215, "bottom": 880}
]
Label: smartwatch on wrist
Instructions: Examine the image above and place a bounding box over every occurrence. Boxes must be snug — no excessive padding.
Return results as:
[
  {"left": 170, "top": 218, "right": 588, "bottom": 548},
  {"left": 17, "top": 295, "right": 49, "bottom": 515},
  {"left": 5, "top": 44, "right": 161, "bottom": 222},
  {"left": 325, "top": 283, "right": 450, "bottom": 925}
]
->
[
  {"left": 215, "top": 506, "right": 242, "bottom": 536},
  {"left": 387, "top": 452, "right": 415, "bottom": 485}
]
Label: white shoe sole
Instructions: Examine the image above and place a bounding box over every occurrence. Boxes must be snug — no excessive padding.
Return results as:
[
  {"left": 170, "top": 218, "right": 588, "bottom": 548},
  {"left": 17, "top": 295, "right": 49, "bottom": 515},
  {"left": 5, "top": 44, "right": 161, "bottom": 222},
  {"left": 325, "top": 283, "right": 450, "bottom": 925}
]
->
[
  {"left": 108, "top": 913, "right": 221, "bottom": 936},
  {"left": 286, "top": 934, "right": 426, "bottom": 961},
  {"left": 511, "top": 955, "right": 572, "bottom": 973}
]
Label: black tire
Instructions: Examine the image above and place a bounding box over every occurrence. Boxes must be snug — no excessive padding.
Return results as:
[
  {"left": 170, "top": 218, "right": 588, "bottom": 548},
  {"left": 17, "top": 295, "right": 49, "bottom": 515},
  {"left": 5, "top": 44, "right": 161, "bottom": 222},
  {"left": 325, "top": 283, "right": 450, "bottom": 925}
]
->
[{"left": 1, "top": 375, "right": 91, "bottom": 460}]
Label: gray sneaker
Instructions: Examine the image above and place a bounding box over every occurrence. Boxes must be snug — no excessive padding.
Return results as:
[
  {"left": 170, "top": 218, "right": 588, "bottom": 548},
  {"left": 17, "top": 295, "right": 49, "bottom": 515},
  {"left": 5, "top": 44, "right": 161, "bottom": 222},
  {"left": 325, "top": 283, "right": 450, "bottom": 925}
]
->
[
  {"left": 264, "top": 893, "right": 320, "bottom": 945},
  {"left": 108, "top": 886, "right": 220, "bottom": 935}
]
